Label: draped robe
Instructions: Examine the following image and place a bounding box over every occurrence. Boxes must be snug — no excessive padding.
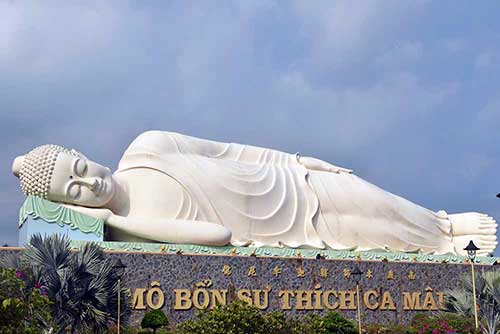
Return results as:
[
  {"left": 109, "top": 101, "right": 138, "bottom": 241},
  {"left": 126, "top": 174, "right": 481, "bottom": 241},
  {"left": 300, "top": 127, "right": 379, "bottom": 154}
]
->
[{"left": 116, "top": 131, "right": 454, "bottom": 253}]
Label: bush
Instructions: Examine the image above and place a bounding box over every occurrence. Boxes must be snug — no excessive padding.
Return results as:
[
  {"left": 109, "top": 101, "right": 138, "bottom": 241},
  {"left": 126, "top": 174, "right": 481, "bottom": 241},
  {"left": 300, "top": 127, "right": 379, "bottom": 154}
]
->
[
  {"left": 175, "top": 300, "right": 266, "bottom": 334},
  {"left": 0, "top": 268, "right": 53, "bottom": 334},
  {"left": 263, "top": 311, "right": 306, "bottom": 334},
  {"left": 304, "top": 311, "right": 357, "bottom": 334},
  {"left": 141, "top": 309, "right": 169, "bottom": 334},
  {"left": 411, "top": 313, "right": 478, "bottom": 334},
  {"left": 364, "top": 323, "right": 417, "bottom": 334},
  {"left": 174, "top": 301, "right": 358, "bottom": 334}
]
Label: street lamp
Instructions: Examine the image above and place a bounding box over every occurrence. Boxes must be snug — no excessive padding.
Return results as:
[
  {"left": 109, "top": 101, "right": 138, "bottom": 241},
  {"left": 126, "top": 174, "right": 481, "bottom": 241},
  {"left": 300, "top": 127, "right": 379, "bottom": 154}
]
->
[
  {"left": 464, "top": 240, "right": 479, "bottom": 330},
  {"left": 351, "top": 265, "right": 363, "bottom": 334},
  {"left": 113, "top": 259, "right": 127, "bottom": 334}
]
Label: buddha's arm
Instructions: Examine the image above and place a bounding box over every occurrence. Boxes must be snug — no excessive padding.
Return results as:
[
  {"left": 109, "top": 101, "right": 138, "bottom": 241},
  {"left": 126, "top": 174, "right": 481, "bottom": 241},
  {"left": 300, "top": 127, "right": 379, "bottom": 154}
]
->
[
  {"left": 106, "top": 215, "right": 232, "bottom": 246},
  {"left": 61, "top": 203, "right": 232, "bottom": 245}
]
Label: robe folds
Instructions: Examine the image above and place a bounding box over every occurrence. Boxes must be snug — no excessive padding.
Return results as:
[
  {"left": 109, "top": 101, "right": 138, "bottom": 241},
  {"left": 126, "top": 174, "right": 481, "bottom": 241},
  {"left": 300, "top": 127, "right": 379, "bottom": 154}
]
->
[{"left": 116, "top": 131, "right": 453, "bottom": 253}]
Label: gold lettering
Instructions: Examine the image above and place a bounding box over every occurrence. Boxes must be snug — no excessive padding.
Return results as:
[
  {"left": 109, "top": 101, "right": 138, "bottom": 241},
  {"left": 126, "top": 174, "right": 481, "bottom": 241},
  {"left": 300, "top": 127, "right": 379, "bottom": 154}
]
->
[
  {"left": 322, "top": 290, "right": 339, "bottom": 310},
  {"left": 343, "top": 269, "right": 351, "bottom": 278},
  {"left": 192, "top": 289, "right": 210, "bottom": 309},
  {"left": 366, "top": 269, "right": 373, "bottom": 279},
  {"left": 402, "top": 292, "right": 421, "bottom": 310},
  {"left": 278, "top": 290, "right": 295, "bottom": 310},
  {"left": 380, "top": 291, "right": 396, "bottom": 310},
  {"left": 146, "top": 281, "right": 165, "bottom": 310},
  {"left": 422, "top": 291, "right": 438, "bottom": 310},
  {"left": 210, "top": 289, "right": 227, "bottom": 308},
  {"left": 339, "top": 290, "right": 356, "bottom": 310},
  {"left": 173, "top": 289, "right": 192, "bottom": 310},
  {"left": 296, "top": 290, "right": 314, "bottom": 310},
  {"left": 436, "top": 292, "right": 445, "bottom": 309},
  {"left": 222, "top": 265, "right": 232, "bottom": 276},
  {"left": 253, "top": 289, "right": 270, "bottom": 310},
  {"left": 237, "top": 289, "right": 253, "bottom": 306},
  {"left": 313, "top": 284, "right": 323, "bottom": 310},
  {"left": 131, "top": 288, "right": 146, "bottom": 310},
  {"left": 363, "top": 290, "right": 379, "bottom": 310},
  {"left": 248, "top": 266, "right": 257, "bottom": 277}
]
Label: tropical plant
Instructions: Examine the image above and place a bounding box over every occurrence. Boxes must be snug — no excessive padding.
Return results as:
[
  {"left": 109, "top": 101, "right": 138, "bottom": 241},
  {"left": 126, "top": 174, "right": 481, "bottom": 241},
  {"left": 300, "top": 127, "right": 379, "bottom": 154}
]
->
[
  {"left": 9, "top": 234, "right": 130, "bottom": 334},
  {"left": 0, "top": 267, "right": 53, "bottom": 334},
  {"left": 445, "top": 271, "right": 500, "bottom": 334},
  {"left": 141, "top": 309, "right": 169, "bottom": 333}
]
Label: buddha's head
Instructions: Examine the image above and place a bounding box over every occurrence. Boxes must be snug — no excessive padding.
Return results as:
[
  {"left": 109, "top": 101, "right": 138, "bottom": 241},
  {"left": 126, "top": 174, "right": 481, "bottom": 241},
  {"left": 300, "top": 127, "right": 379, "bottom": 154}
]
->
[{"left": 12, "top": 145, "right": 114, "bottom": 207}]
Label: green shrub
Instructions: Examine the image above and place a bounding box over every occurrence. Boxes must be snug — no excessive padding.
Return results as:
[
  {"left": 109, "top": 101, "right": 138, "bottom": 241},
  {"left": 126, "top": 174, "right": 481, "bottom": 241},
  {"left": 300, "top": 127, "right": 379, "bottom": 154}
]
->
[
  {"left": 263, "top": 311, "right": 306, "bottom": 334},
  {"left": 141, "top": 309, "right": 169, "bottom": 334},
  {"left": 175, "top": 300, "right": 266, "bottom": 334},
  {"left": 303, "top": 311, "right": 357, "bottom": 334},
  {"left": 0, "top": 268, "right": 53, "bottom": 334},
  {"left": 364, "top": 323, "right": 417, "bottom": 334},
  {"left": 174, "top": 302, "right": 359, "bottom": 334}
]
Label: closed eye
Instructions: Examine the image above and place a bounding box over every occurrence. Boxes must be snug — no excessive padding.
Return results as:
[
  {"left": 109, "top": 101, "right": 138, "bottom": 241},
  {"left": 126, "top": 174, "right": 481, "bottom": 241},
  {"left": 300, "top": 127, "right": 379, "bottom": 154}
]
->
[
  {"left": 67, "top": 183, "right": 81, "bottom": 199},
  {"left": 73, "top": 158, "right": 88, "bottom": 177}
]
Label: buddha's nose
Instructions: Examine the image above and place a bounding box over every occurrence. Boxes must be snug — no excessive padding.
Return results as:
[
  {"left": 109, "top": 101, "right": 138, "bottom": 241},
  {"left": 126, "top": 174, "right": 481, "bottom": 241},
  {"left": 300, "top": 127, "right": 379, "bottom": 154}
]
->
[{"left": 79, "top": 177, "right": 100, "bottom": 191}]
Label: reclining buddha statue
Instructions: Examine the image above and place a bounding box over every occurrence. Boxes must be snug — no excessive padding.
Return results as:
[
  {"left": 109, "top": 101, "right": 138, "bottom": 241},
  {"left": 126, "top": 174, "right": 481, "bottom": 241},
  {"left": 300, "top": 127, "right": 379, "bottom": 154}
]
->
[{"left": 12, "top": 130, "right": 498, "bottom": 256}]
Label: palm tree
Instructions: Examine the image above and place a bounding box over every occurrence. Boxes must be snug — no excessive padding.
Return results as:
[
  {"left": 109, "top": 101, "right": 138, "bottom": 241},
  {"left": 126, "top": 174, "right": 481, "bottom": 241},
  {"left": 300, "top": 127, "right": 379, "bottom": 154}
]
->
[
  {"left": 446, "top": 271, "right": 500, "bottom": 334},
  {"left": 19, "top": 234, "right": 129, "bottom": 334}
]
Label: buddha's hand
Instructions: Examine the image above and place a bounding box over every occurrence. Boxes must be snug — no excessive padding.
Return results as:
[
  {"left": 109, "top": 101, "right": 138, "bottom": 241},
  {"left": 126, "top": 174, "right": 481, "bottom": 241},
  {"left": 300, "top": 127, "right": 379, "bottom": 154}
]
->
[
  {"left": 60, "top": 204, "right": 113, "bottom": 221},
  {"left": 298, "top": 156, "right": 352, "bottom": 174}
]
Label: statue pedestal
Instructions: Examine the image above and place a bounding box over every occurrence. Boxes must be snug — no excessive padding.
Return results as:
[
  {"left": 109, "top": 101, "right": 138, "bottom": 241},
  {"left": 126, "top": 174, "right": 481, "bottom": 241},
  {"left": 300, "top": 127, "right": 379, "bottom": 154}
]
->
[
  {"left": 18, "top": 196, "right": 104, "bottom": 246},
  {"left": 19, "top": 215, "right": 103, "bottom": 246}
]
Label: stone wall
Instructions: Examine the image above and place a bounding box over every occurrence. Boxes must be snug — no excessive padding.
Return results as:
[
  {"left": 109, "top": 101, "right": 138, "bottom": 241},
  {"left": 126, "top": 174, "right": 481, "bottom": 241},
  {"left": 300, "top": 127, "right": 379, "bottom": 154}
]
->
[{"left": 2, "top": 247, "right": 497, "bottom": 326}]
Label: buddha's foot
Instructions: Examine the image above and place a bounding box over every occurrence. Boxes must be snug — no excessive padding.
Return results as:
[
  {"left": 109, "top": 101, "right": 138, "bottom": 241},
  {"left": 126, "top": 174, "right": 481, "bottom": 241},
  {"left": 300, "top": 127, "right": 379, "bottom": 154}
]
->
[{"left": 450, "top": 212, "right": 498, "bottom": 256}]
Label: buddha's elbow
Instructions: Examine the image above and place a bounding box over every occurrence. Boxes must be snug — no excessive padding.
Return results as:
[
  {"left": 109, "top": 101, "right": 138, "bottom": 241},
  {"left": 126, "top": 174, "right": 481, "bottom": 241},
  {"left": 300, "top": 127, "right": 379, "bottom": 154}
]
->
[{"left": 209, "top": 225, "right": 232, "bottom": 246}]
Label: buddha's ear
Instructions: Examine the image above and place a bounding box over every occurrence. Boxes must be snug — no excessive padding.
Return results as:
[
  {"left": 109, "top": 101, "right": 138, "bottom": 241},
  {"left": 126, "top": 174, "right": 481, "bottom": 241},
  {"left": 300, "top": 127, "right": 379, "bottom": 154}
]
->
[{"left": 12, "top": 155, "right": 24, "bottom": 177}]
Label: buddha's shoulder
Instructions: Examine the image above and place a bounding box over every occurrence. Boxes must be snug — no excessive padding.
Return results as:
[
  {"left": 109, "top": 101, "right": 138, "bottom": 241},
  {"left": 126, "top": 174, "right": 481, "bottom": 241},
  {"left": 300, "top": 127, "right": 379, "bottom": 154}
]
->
[
  {"left": 115, "top": 169, "right": 186, "bottom": 214},
  {"left": 116, "top": 168, "right": 183, "bottom": 189}
]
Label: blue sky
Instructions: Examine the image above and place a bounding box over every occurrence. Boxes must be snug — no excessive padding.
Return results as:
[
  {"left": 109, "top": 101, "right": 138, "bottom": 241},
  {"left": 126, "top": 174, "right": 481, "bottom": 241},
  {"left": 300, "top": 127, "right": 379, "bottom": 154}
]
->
[{"left": 1, "top": 1, "right": 500, "bottom": 254}]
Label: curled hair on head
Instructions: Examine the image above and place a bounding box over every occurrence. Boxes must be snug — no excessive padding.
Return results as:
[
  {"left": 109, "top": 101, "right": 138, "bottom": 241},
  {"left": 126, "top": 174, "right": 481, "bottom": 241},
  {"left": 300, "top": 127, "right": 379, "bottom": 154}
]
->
[{"left": 19, "top": 145, "right": 78, "bottom": 199}]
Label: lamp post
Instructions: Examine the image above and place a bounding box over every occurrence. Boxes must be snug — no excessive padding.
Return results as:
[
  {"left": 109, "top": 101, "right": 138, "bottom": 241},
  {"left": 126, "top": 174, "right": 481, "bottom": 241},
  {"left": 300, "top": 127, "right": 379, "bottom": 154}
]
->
[
  {"left": 464, "top": 240, "right": 479, "bottom": 330},
  {"left": 351, "top": 265, "right": 363, "bottom": 334},
  {"left": 113, "top": 259, "right": 127, "bottom": 334}
]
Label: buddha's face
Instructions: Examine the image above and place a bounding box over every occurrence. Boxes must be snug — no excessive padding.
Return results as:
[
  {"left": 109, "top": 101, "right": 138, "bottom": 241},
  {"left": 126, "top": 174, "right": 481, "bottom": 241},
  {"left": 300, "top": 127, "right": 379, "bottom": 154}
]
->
[{"left": 48, "top": 151, "right": 114, "bottom": 207}]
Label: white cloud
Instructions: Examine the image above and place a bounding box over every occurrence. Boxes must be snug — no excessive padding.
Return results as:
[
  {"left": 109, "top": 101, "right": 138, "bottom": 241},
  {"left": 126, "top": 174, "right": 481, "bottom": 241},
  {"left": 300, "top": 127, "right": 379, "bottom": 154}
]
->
[
  {"left": 0, "top": 2, "right": 121, "bottom": 72},
  {"left": 269, "top": 70, "right": 457, "bottom": 150},
  {"left": 290, "top": 1, "right": 428, "bottom": 73}
]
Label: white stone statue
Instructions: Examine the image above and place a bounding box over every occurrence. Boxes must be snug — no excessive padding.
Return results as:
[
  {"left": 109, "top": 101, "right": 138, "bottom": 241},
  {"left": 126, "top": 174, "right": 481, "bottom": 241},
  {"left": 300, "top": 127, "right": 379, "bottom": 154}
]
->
[{"left": 12, "top": 131, "right": 498, "bottom": 256}]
